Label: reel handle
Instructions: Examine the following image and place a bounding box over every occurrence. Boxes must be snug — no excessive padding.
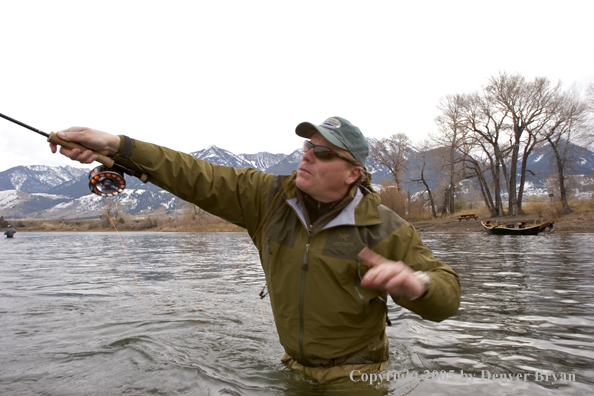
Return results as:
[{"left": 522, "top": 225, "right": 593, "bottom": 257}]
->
[{"left": 48, "top": 132, "right": 148, "bottom": 182}]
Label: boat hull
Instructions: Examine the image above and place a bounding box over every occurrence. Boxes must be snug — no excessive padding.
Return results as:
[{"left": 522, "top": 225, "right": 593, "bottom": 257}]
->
[{"left": 481, "top": 221, "right": 554, "bottom": 235}]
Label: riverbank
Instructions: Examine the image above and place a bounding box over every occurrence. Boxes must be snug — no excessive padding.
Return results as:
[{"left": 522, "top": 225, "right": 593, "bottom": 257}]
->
[
  {"left": 411, "top": 200, "right": 594, "bottom": 233},
  {"left": 4, "top": 202, "right": 594, "bottom": 233},
  {"left": 2, "top": 218, "right": 244, "bottom": 233},
  {"left": 411, "top": 212, "right": 594, "bottom": 233}
]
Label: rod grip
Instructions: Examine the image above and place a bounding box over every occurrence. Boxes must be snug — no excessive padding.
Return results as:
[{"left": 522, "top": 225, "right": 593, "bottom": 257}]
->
[
  {"left": 48, "top": 132, "right": 149, "bottom": 183},
  {"left": 48, "top": 132, "right": 115, "bottom": 167}
]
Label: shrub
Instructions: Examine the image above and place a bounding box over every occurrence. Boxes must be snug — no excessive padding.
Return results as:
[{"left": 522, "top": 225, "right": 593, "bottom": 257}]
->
[
  {"left": 377, "top": 180, "right": 407, "bottom": 215},
  {"left": 525, "top": 196, "right": 547, "bottom": 217}
]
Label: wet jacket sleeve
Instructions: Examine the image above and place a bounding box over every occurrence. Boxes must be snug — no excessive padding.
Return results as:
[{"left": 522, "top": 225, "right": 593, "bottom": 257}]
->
[
  {"left": 112, "top": 137, "right": 275, "bottom": 232},
  {"left": 376, "top": 223, "right": 460, "bottom": 322}
]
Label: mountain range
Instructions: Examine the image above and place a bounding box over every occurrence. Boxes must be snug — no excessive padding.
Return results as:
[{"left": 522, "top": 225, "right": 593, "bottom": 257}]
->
[{"left": 1, "top": 142, "right": 593, "bottom": 220}]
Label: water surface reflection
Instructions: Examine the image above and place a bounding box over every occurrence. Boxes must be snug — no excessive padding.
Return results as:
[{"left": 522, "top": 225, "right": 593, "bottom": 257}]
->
[{"left": 1, "top": 231, "right": 593, "bottom": 395}]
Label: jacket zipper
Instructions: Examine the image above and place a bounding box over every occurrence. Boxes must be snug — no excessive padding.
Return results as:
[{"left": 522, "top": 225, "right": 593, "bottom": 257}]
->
[
  {"left": 354, "top": 260, "right": 367, "bottom": 321},
  {"left": 298, "top": 227, "right": 312, "bottom": 364}
]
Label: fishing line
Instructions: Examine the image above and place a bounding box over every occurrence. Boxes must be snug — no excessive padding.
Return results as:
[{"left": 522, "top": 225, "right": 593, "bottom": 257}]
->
[
  {"left": 255, "top": 268, "right": 271, "bottom": 323},
  {"left": 104, "top": 210, "right": 157, "bottom": 315},
  {"left": 1, "top": 111, "right": 272, "bottom": 321},
  {"left": 103, "top": 207, "right": 271, "bottom": 323},
  {"left": 240, "top": 243, "right": 272, "bottom": 324},
  {"left": 195, "top": 240, "right": 271, "bottom": 323}
]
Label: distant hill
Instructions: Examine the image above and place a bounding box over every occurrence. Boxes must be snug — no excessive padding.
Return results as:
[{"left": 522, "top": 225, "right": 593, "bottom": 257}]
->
[{"left": 1, "top": 141, "right": 592, "bottom": 219}]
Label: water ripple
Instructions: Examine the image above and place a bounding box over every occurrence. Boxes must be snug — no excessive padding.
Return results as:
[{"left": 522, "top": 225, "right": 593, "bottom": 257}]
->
[{"left": 1, "top": 231, "right": 593, "bottom": 395}]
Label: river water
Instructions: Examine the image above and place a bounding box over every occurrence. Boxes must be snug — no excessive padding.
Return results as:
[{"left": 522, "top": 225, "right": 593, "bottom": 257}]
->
[{"left": 1, "top": 231, "right": 593, "bottom": 395}]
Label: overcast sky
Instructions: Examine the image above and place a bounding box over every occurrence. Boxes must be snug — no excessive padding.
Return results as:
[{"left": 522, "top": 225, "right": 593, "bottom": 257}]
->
[{"left": 1, "top": 0, "right": 593, "bottom": 173}]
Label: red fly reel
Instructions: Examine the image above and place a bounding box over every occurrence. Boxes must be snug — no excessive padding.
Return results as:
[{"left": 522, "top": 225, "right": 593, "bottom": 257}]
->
[{"left": 88, "top": 165, "right": 126, "bottom": 196}]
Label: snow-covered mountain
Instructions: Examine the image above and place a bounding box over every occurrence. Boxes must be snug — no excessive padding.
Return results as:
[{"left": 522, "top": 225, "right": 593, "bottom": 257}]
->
[
  {"left": 190, "top": 145, "right": 292, "bottom": 171},
  {"left": 264, "top": 149, "right": 303, "bottom": 175},
  {"left": 0, "top": 165, "right": 87, "bottom": 193},
  {"left": 1, "top": 142, "right": 592, "bottom": 220},
  {"left": 0, "top": 145, "right": 301, "bottom": 219},
  {"left": 240, "top": 152, "right": 289, "bottom": 170},
  {"left": 190, "top": 146, "right": 254, "bottom": 168}
]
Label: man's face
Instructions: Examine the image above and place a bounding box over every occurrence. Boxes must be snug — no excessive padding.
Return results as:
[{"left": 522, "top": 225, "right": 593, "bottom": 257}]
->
[{"left": 295, "top": 132, "right": 361, "bottom": 202}]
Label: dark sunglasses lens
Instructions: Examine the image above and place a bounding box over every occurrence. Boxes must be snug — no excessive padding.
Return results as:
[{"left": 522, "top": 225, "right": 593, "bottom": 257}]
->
[
  {"left": 304, "top": 141, "right": 335, "bottom": 161},
  {"left": 313, "top": 147, "right": 335, "bottom": 160}
]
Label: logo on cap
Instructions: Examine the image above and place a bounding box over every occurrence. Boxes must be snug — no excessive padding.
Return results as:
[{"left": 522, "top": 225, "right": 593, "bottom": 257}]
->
[{"left": 322, "top": 118, "right": 341, "bottom": 129}]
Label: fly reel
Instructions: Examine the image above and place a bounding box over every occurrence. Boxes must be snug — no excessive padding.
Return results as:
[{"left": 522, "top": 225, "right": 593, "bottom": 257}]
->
[
  {"left": 88, "top": 165, "right": 126, "bottom": 196},
  {"left": 0, "top": 112, "right": 149, "bottom": 193}
]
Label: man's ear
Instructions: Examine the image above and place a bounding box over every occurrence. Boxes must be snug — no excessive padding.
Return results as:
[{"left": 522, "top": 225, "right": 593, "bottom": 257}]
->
[{"left": 345, "top": 166, "right": 363, "bottom": 185}]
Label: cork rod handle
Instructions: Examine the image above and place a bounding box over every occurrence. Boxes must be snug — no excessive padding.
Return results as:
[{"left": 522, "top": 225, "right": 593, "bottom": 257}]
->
[{"left": 47, "top": 132, "right": 115, "bottom": 168}]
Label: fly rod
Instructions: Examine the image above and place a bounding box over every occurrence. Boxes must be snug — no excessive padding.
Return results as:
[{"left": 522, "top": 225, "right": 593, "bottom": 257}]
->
[{"left": 0, "top": 112, "right": 148, "bottom": 196}]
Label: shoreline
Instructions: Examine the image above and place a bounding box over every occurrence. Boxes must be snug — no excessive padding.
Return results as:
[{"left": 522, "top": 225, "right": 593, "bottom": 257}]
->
[
  {"left": 410, "top": 212, "right": 594, "bottom": 234},
  {"left": 4, "top": 211, "right": 594, "bottom": 234}
]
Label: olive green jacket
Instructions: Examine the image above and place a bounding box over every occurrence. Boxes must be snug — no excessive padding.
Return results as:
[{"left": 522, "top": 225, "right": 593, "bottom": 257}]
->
[{"left": 113, "top": 138, "right": 460, "bottom": 378}]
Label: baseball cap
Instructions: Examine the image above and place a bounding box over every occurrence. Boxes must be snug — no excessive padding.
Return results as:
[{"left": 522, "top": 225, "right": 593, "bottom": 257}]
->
[{"left": 295, "top": 117, "right": 368, "bottom": 168}]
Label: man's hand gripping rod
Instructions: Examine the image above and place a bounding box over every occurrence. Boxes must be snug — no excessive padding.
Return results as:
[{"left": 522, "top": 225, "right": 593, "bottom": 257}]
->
[{"left": 0, "top": 112, "right": 149, "bottom": 192}]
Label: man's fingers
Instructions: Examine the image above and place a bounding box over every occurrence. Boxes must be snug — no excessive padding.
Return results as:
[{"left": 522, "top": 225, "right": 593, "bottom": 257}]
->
[
  {"left": 358, "top": 247, "right": 390, "bottom": 268},
  {"left": 56, "top": 128, "right": 83, "bottom": 143},
  {"left": 58, "top": 146, "right": 96, "bottom": 164},
  {"left": 359, "top": 254, "right": 419, "bottom": 297},
  {"left": 59, "top": 126, "right": 87, "bottom": 135},
  {"left": 385, "top": 271, "right": 411, "bottom": 291},
  {"left": 363, "top": 268, "right": 410, "bottom": 296},
  {"left": 361, "top": 264, "right": 403, "bottom": 288},
  {"left": 78, "top": 150, "right": 97, "bottom": 163},
  {"left": 360, "top": 267, "right": 383, "bottom": 286}
]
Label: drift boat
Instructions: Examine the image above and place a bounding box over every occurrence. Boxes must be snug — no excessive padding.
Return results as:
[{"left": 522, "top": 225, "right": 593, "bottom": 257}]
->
[{"left": 481, "top": 220, "right": 554, "bottom": 235}]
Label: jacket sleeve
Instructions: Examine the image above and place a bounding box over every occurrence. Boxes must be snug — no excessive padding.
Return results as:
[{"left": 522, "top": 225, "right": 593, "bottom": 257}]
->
[
  {"left": 377, "top": 223, "right": 461, "bottom": 322},
  {"left": 112, "top": 137, "right": 275, "bottom": 234}
]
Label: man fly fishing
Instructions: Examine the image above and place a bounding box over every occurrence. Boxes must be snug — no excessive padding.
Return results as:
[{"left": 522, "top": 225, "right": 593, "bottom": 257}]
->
[
  {"left": 50, "top": 117, "right": 460, "bottom": 381},
  {"left": 4, "top": 225, "right": 16, "bottom": 238}
]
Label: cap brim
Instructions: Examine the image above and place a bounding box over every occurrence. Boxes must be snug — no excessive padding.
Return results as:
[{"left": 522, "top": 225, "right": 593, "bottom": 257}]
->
[{"left": 295, "top": 122, "right": 348, "bottom": 150}]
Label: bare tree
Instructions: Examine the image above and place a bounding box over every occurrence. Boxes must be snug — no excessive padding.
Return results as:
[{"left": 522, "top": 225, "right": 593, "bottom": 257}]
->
[
  {"left": 544, "top": 87, "right": 588, "bottom": 214},
  {"left": 585, "top": 83, "right": 594, "bottom": 148},
  {"left": 486, "top": 72, "right": 560, "bottom": 215},
  {"left": 369, "top": 133, "right": 411, "bottom": 192},
  {"left": 460, "top": 91, "right": 511, "bottom": 217},
  {"left": 183, "top": 200, "right": 204, "bottom": 222},
  {"left": 432, "top": 94, "right": 467, "bottom": 215},
  {"left": 100, "top": 200, "right": 124, "bottom": 225},
  {"left": 174, "top": 199, "right": 205, "bottom": 225},
  {"left": 458, "top": 141, "right": 500, "bottom": 217},
  {"left": 409, "top": 139, "right": 437, "bottom": 218}
]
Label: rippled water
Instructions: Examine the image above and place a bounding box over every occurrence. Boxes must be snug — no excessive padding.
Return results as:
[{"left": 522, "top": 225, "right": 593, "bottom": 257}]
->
[{"left": 1, "top": 231, "right": 593, "bottom": 395}]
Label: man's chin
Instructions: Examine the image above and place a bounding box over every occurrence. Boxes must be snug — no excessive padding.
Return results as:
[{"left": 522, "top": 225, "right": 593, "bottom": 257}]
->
[{"left": 295, "top": 173, "right": 309, "bottom": 191}]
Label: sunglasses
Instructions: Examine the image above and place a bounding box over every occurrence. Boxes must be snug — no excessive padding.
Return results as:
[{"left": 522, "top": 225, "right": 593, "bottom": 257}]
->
[{"left": 303, "top": 140, "right": 360, "bottom": 166}]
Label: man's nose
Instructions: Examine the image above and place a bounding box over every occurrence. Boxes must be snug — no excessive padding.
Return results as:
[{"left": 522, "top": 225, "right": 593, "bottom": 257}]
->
[{"left": 302, "top": 148, "right": 315, "bottom": 162}]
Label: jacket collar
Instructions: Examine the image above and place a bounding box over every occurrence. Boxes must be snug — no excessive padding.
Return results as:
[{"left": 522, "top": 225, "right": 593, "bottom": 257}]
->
[{"left": 286, "top": 179, "right": 382, "bottom": 232}]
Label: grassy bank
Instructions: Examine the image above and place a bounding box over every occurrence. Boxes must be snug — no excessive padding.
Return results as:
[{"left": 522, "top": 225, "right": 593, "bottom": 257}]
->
[
  {"left": 4, "top": 214, "right": 245, "bottom": 233},
  {"left": 4, "top": 199, "right": 593, "bottom": 234},
  {"left": 410, "top": 199, "right": 594, "bottom": 233}
]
